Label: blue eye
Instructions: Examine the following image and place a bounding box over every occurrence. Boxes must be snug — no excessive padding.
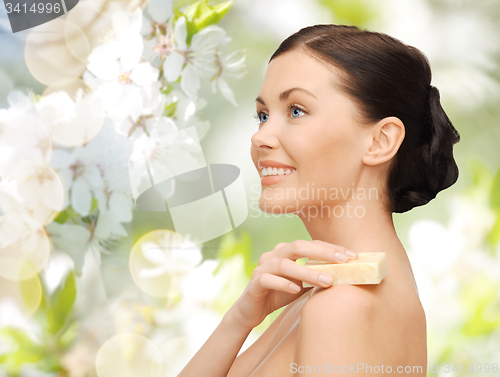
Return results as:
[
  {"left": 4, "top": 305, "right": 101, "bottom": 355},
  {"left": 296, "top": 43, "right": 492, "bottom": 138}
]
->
[
  {"left": 290, "top": 106, "right": 305, "bottom": 118},
  {"left": 254, "top": 111, "right": 269, "bottom": 124}
]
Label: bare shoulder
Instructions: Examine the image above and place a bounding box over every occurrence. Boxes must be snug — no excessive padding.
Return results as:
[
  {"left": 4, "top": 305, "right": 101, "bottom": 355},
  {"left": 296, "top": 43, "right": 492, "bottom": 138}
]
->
[
  {"left": 307, "top": 283, "right": 375, "bottom": 305},
  {"left": 299, "top": 285, "right": 379, "bottom": 345},
  {"left": 294, "top": 285, "right": 427, "bottom": 375}
]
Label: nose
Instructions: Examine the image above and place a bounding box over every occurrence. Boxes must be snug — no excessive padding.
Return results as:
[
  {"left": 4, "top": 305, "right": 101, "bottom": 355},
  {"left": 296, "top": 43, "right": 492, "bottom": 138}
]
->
[{"left": 250, "top": 121, "right": 281, "bottom": 152}]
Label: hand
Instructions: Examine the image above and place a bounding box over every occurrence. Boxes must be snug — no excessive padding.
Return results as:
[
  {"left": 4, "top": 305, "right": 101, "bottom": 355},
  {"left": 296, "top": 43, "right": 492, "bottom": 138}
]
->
[{"left": 227, "top": 240, "right": 358, "bottom": 330}]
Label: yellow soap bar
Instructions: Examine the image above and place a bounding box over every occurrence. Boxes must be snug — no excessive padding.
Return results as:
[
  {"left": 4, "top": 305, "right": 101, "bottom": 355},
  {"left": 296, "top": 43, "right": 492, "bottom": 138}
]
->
[{"left": 302, "top": 252, "right": 387, "bottom": 287}]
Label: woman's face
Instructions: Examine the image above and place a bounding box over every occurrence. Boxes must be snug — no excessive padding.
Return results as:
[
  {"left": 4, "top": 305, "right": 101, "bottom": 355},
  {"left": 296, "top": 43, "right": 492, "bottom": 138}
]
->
[{"left": 250, "top": 49, "right": 372, "bottom": 216}]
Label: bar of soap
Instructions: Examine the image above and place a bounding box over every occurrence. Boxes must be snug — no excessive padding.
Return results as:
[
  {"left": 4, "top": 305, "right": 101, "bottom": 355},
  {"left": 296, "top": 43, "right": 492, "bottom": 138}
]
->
[{"left": 302, "top": 252, "right": 387, "bottom": 287}]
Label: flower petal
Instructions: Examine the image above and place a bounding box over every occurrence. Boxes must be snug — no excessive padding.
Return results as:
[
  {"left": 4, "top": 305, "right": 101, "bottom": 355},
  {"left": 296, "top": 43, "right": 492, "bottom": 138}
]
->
[
  {"left": 174, "top": 16, "right": 187, "bottom": 50},
  {"left": 71, "top": 176, "right": 92, "bottom": 216},
  {"left": 120, "top": 33, "right": 143, "bottom": 72},
  {"left": 95, "top": 82, "right": 143, "bottom": 119},
  {"left": 180, "top": 65, "right": 200, "bottom": 100},
  {"left": 191, "top": 25, "right": 225, "bottom": 52},
  {"left": 84, "top": 165, "right": 105, "bottom": 189},
  {"left": 163, "top": 52, "right": 184, "bottom": 82},
  {"left": 147, "top": 0, "right": 173, "bottom": 24},
  {"left": 87, "top": 43, "right": 121, "bottom": 80},
  {"left": 130, "top": 63, "right": 159, "bottom": 87},
  {"left": 217, "top": 77, "right": 238, "bottom": 106}
]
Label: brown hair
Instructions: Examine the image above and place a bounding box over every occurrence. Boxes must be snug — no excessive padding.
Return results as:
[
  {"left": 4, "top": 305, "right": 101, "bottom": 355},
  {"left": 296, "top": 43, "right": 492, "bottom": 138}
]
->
[{"left": 270, "top": 24, "right": 460, "bottom": 213}]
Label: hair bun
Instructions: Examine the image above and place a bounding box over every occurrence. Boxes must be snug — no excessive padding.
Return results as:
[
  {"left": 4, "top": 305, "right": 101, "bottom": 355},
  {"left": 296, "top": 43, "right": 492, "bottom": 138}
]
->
[
  {"left": 425, "top": 85, "right": 460, "bottom": 194},
  {"left": 394, "top": 85, "right": 460, "bottom": 212}
]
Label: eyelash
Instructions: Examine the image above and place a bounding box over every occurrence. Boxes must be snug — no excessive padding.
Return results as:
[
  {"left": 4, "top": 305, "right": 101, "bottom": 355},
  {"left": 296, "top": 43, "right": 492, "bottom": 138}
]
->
[{"left": 254, "top": 104, "right": 306, "bottom": 124}]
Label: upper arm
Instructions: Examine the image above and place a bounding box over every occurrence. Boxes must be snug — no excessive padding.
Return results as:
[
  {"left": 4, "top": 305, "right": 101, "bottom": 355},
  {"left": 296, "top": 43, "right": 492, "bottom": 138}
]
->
[{"left": 294, "top": 286, "right": 383, "bottom": 376}]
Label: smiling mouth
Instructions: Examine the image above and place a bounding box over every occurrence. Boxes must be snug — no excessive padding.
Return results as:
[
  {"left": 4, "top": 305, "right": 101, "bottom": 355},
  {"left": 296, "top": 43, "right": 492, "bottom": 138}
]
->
[{"left": 260, "top": 167, "right": 296, "bottom": 177}]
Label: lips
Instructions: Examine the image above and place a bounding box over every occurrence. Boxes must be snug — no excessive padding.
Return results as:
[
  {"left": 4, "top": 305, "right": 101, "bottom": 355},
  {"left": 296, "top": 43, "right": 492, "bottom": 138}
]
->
[{"left": 258, "top": 160, "right": 296, "bottom": 170}]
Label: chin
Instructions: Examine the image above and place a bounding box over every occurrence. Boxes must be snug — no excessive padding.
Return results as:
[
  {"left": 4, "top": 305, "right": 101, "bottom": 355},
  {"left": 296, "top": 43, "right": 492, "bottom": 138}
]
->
[{"left": 258, "top": 195, "right": 301, "bottom": 215}]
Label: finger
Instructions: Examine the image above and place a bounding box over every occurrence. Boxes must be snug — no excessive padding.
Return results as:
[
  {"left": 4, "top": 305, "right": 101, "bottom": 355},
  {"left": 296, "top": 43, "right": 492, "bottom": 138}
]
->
[
  {"left": 274, "top": 242, "right": 288, "bottom": 250},
  {"left": 311, "top": 240, "right": 358, "bottom": 259},
  {"left": 258, "top": 272, "right": 304, "bottom": 294},
  {"left": 262, "top": 258, "right": 334, "bottom": 288},
  {"left": 272, "top": 239, "right": 356, "bottom": 264}
]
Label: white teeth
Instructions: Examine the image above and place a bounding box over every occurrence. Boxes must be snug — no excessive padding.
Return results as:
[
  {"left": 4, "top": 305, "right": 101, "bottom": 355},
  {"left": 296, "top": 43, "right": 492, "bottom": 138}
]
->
[{"left": 261, "top": 167, "right": 296, "bottom": 176}]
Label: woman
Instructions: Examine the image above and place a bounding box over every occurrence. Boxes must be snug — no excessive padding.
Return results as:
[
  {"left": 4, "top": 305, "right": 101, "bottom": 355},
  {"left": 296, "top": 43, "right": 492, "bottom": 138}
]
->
[{"left": 179, "top": 24, "right": 460, "bottom": 376}]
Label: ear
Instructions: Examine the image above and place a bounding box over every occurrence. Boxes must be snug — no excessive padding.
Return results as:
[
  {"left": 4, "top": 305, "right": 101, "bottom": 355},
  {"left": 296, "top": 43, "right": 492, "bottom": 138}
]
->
[{"left": 362, "top": 116, "right": 405, "bottom": 166}]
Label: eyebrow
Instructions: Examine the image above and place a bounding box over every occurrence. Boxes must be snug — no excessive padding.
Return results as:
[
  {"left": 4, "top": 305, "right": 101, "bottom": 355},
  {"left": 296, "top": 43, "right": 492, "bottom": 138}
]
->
[{"left": 255, "top": 87, "right": 318, "bottom": 105}]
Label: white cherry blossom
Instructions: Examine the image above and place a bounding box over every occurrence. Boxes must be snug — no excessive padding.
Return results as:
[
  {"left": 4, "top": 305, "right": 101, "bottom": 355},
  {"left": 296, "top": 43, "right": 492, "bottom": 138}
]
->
[
  {"left": 49, "top": 147, "right": 105, "bottom": 217},
  {"left": 211, "top": 49, "right": 246, "bottom": 106},
  {"left": 111, "top": 82, "right": 177, "bottom": 141},
  {"left": 85, "top": 8, "right": 159, "bottom": 120},
  {"left": 163, "top": 16, "right": 225, "bottom": 100}
]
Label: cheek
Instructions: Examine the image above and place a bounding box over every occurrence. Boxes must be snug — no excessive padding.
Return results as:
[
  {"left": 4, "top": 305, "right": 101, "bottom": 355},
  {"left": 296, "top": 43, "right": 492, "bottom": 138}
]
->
[{"left": 297, "top": 122, "right": 360, "bottom": 179}]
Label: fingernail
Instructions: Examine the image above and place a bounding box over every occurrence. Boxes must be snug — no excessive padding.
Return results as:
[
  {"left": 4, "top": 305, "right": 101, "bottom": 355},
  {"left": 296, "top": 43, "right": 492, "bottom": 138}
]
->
[
  {"left": 319, "top": 274, "right": 333, "bottom": 285},
  {"left": 345, "top": 250, "right": 358, "bottom": 258},
  {"left": 290, "top": 283, "right": 301, "bottom": 292},
  {"left": 335, "top": 251, "right": 349, "bottom": 262}
]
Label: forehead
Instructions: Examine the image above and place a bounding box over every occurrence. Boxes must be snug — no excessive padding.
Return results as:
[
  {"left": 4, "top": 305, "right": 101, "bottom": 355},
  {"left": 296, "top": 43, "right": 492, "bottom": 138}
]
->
[{"left": 261, "top": 49, "right": 340, "bottom": 95}]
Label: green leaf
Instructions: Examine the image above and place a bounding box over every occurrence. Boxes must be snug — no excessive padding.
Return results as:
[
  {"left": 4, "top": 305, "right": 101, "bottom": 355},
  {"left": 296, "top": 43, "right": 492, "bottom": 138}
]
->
[
  {"left": 185, "top": 19, "right": 198, "bottom": 45},
  {"left": 0, "top": 327, "right": 44, "bottom": 367},
  {"left": 90, "top": 197, "right": 98, "bottom": 212},
  {"left": 55, "top": 271, "right": 76, "bottom": 318},
  {"left": 196, "top": 1, "right": 213, "bottom": 22},
  {"left": 53, "top": 205, "right": 80, "bottom": 224},
  {"left": 161, "top": 84, "right": 174, "bottom": 96},
  {"left": 164, "top": 101, "right": 178, "bottom": 117},
  {"left": 181, "top": 1, "right": 205, "bottom": 42},
  {"left": 58, "top": 321, "right": 80, "bottom": 350},
  {"left": 48, "top": 271, "right": 76, "bottom": 334},
  {"left": 183, "top": 0, "right": 202, "bottom": 22},
  {"left": 197, "top": 0, "right": 232, "bottom": 29},
  {"left": 53, "top": 210, "right": 69, "bottom": 224},
  {"left": 32, "top": 282, "right": 51, "bottom": 332},
  {"left": 179, "top": 0, "right": 233, "bottom": 43}
]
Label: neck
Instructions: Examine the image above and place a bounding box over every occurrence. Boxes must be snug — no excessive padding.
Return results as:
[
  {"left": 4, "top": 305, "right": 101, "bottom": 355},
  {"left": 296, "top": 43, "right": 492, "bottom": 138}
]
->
[
  {"left": 297, "top": 197, "right": 419, "bottom": 294},
  {"left": 297, "top": 196, "right": 413, "bottom": 274}
]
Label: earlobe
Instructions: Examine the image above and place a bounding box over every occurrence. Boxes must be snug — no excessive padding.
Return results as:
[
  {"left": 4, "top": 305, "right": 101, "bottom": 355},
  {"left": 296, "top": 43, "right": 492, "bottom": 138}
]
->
[{"left": 362, "top": 117, "right": 405, "bottom": 166}]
